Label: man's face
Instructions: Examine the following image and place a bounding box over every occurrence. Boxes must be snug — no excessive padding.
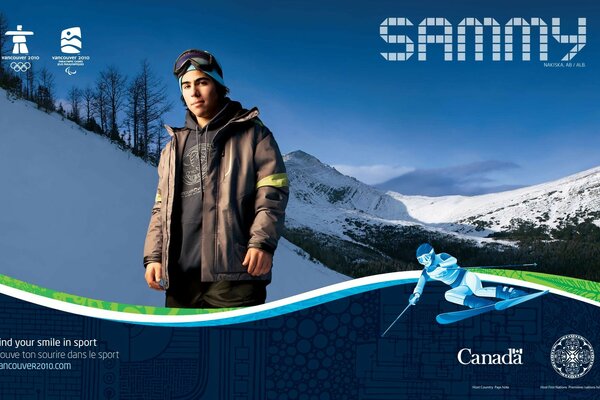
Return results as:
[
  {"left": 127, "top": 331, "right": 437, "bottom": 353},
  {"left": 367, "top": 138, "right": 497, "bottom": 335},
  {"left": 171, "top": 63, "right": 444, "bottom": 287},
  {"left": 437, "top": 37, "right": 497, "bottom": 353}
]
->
[{"left": 181, "top": 69, "right": 220, "bottom": 124}]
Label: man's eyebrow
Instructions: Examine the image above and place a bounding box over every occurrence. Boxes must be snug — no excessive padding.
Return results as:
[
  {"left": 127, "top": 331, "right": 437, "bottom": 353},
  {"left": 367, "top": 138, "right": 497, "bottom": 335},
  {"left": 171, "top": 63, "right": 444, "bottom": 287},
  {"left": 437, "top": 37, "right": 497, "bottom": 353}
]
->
[{"left": 181, "top": 77, "right": 210, "bottom": 85}]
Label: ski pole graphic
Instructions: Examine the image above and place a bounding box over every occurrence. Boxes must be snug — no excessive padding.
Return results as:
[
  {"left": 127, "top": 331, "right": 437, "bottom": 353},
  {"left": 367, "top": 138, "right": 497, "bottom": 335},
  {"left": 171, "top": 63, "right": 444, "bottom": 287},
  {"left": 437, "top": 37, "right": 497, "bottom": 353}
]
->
[{"left": 381, "top": 303, "right": 412, "bottom": 338}]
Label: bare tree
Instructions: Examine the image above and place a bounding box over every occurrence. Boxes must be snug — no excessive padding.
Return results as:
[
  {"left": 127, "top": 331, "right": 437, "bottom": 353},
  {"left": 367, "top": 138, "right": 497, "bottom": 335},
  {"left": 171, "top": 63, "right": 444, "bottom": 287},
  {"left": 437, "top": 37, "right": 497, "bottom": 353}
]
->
[
  {"left": 137, "top": 59, "right": 172, "bottom": 159},
  {"left": 0, "top": 13, "right": 9, "bottom": 75},
  {"left": 0, "top": 13, "right": 23, "bottom": 96},
  {"left": 92, "top": 79, "right": 109, "bottom": 134},
  {"left": 25, "top": 65, "right": 35, "bottom": 99},
  {"left": 99, "top": 66, "right": 127, "bottom": 141},
  {"left": 81, "top": 86, "right": 94, "bottom": 122},
  {"left": 153, "top": 118, "right": 170, "bottom": 165},
  {"left": 37, "top": 67, "right": 55, "bottom": 111},
  {"left": 38, "top": 67, "right": 55, "bottom": 99},
  {"left": 126, "top": 75, "right": 143, "bottom": 154},
  {"left": 126, "top": 60, "right": 172, "bottom": 159},
  {"left": 67, "top": 86, "right": 81, "bottom": 123},
  {"left": 80, "top": 86, "right": 98, "bottom": 131},
  {"left": 56, "top": 102, "right": 65, "bottom": 116}
]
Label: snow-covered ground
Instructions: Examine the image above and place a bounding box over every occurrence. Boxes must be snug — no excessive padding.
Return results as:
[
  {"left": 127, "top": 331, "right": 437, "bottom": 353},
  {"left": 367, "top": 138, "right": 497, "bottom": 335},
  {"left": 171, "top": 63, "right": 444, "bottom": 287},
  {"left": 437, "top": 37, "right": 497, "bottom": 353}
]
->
[{"left": 0, "top": 90, "right": 348, "bottom": 307}]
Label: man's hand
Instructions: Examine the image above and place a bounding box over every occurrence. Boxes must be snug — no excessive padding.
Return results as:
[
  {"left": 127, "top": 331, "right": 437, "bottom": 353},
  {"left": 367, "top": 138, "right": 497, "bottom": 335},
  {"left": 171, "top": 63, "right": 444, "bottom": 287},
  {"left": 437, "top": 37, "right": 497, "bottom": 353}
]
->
[
  {"left": 243, "top": 248, "right": 273, "bottom": 276},
  {"left": 145, "top": 262, "right": 165, "bottom": 291}
]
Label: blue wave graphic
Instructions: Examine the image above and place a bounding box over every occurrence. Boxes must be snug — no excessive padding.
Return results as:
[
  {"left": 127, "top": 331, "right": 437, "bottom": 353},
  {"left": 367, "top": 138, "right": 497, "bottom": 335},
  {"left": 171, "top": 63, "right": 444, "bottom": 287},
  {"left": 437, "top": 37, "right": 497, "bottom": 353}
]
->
[{"left": 116, "top": 278, "right": 417, "bottom": 327}]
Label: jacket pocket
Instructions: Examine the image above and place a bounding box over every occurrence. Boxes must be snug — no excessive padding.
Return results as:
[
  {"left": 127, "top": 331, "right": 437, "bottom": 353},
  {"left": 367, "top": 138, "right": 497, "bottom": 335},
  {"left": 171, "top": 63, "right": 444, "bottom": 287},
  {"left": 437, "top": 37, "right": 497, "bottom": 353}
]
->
[{"left": 233, "top": 243, "right": 247, "bottom": 272}]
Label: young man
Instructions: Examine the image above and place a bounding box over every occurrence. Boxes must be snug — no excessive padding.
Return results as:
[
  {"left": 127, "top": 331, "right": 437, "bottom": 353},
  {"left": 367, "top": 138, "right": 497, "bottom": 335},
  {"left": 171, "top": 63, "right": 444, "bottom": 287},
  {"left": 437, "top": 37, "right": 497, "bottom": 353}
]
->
[{"left": 143, "top": 49, "right": 289, "bottom": 308}]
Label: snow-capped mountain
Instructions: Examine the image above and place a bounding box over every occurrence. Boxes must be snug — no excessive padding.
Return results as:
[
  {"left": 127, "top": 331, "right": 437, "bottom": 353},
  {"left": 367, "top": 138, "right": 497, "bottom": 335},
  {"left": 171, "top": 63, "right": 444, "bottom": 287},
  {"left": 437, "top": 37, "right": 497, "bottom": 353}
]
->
[
  {"left": 285, "top": 150, "right": 600, "bottom": 238},
  {"left": 389, "top": 167, "right": 600, "bottom": 235}
]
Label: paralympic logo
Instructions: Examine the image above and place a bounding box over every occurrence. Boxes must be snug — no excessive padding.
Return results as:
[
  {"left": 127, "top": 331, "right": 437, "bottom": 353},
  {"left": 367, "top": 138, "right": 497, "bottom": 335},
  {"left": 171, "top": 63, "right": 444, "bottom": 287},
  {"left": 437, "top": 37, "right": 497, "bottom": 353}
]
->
[
  {"left": 61, "top": 27, "right": 82, "bottom": 54},
  {"left": 10, "top": 62, "right": 31, "bottom": 73}
]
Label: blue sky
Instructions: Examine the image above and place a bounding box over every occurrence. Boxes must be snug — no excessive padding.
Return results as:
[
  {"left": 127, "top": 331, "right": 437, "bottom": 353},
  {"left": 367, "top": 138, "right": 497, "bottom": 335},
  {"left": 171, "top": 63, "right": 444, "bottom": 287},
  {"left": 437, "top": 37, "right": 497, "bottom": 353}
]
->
[{"left": 2, "top": 0, "right": 599, "bottom": 195}]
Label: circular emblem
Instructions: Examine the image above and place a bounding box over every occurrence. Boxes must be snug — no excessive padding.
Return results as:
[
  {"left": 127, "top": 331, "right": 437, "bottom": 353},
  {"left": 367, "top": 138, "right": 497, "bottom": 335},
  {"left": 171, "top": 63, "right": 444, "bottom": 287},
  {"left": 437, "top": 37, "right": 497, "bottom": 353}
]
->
[{"left": 550, "top": 334, "right": 594, "bottom": 379}]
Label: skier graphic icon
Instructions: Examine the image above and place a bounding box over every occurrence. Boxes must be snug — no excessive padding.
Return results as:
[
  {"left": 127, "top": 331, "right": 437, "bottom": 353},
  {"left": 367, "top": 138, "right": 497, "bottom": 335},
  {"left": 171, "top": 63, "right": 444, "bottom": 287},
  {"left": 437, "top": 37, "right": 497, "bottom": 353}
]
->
[
  {"left": 410, "top": 243, "right": 527, "bottom": 308},
  {"left": 5, "top": 25, "right": 34, "bottom": 54},
  {"left": 381, "top": 244, "right": 549, "bottom": 335}
]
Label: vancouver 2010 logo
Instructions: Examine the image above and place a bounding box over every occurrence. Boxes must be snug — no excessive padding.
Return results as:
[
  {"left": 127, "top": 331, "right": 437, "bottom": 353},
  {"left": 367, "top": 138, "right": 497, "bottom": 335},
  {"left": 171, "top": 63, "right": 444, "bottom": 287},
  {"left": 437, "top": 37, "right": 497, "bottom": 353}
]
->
[{"left": 550, "top": 334, "right": 594, "bottom": 379}]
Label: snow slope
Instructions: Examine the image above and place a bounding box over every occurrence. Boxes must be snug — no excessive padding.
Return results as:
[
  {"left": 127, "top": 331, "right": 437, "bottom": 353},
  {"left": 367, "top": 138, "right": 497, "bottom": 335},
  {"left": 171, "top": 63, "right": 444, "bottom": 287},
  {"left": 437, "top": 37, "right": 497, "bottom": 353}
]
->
[
  {"left": 284, "top": 151, "right": 417, "bottom": 241},
  {"left": 389, "top": 167, "right": 600, "bottom": 233},
  {"left": 0, "top": 90, "right": 348, "bottom": 306}
]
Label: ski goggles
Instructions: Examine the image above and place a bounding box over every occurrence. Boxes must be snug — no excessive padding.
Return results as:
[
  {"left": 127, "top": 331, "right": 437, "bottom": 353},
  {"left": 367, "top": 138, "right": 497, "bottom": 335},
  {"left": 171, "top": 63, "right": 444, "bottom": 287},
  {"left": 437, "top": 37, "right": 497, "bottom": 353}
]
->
[
  {"left": 417, "top": 252, "right": 434, "bottom": 266},
  {"left": 173, "top": 49, "right": 224, "bottom": 80}
]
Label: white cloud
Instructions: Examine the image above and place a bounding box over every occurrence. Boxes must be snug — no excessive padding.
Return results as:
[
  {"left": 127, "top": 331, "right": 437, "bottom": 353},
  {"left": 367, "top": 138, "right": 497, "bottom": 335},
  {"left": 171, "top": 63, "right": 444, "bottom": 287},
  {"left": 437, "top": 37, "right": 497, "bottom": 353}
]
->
[{"left": 332, "top": 164, "right": 415, "bottom": 185}]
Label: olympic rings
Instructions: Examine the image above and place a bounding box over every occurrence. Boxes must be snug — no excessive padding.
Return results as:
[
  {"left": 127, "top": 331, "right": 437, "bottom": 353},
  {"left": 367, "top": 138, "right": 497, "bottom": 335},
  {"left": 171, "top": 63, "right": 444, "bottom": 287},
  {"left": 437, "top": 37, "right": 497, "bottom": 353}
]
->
[{"left": 10, "top": 62, "right": 31, "bottom": 72}]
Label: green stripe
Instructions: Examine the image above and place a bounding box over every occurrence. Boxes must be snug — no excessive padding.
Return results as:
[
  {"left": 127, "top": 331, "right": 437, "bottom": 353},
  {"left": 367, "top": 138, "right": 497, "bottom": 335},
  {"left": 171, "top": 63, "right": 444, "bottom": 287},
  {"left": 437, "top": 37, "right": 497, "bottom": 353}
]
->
[
  {"left": 256, "top": 173, "right": 289, "bottom": 189},
  {"left": 0, "top": 275, "right": 236, "bottom": 315},
  {"left": 466, "top": 269, "right": 600, "bottom": 302}
]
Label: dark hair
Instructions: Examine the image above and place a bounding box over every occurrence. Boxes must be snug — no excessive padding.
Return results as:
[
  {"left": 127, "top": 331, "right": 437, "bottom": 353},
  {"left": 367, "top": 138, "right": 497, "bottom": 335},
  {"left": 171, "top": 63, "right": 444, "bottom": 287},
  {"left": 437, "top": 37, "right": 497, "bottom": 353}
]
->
[{"left": 216, "top": 83, "right": 230, "bottom": 99}]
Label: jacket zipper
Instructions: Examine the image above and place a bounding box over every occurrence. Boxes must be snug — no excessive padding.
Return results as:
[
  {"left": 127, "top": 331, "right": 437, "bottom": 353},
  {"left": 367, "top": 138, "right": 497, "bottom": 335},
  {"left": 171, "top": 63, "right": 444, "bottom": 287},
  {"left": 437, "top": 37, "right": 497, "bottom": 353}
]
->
[
  {"left": 164, "top": 138, "right": 176, "bottom": 289},
  {"left": 210, "top": 119, "right": 240, "bottom": 276}
]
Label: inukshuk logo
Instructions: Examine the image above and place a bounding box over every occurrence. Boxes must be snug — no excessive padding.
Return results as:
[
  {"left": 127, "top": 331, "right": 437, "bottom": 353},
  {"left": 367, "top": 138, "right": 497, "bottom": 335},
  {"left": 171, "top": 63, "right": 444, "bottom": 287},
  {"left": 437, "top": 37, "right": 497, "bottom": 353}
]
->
[{"left": 550, "top": 334, "right": 594, "bottom": 379}]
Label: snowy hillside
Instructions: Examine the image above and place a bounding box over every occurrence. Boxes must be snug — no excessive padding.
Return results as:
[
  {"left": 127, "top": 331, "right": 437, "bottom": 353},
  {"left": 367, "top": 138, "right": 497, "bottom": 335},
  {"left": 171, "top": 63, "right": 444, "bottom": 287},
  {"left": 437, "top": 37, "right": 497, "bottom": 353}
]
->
[
  {"left": 0, "top": 90, "right": 348, "bottom": 306},
  {"left": 285, "top": 151, "right": 411, "bottom": 220},
  {"left": 389, "top": 167, "right": 600, "bottom": 235},
  {"left": 284, "top": 151, "right": 416, "bottom": 242}
]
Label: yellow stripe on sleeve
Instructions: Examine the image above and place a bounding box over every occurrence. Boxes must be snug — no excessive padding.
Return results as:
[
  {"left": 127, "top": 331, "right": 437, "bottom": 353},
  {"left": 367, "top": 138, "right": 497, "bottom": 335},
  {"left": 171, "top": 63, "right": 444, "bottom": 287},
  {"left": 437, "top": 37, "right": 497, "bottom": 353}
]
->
[{"left": 256, "top": 173, "right": 289, "bottom": 189}]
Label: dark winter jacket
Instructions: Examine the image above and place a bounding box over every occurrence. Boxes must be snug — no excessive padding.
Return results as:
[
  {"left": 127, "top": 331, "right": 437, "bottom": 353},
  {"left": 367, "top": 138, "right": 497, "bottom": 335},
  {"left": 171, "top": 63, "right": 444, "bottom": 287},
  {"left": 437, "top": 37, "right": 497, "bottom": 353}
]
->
[{"left": 143, "top": 100, "right": 289, "bottom": 288}]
